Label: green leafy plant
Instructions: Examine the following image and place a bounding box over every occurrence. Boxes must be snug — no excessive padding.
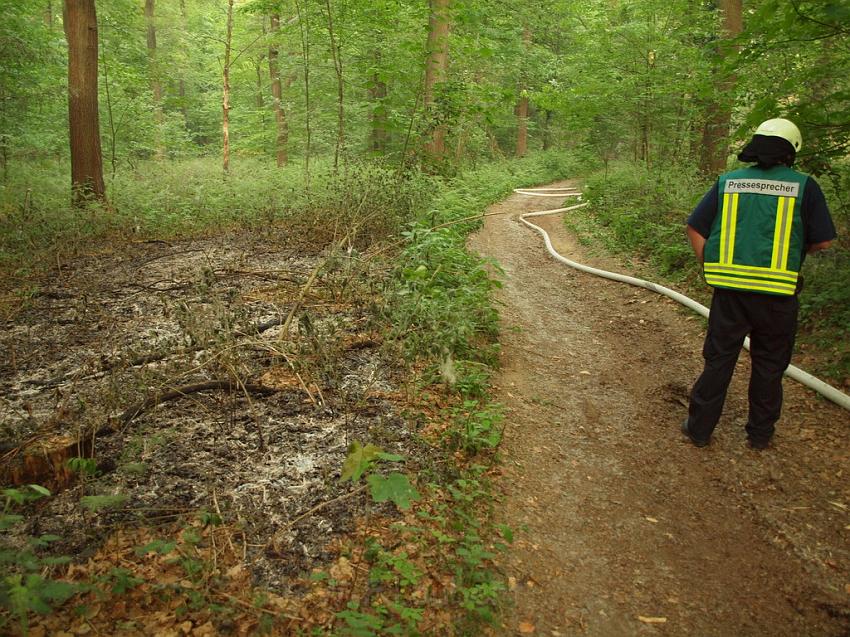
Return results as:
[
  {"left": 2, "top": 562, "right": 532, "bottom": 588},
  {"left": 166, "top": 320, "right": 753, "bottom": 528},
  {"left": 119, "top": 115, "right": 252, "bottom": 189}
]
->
[
  {"left": 79, "top": 494, "right": 128, "bottom": 512},
  {"left": 448, "top": 400, "right": 504, "bottom": 454},
  {"left": 340, "top": 441, "right": 420, "bottom": 511},
  {"left": 0, "top": 485, "right": 79, "bottom": 633},
  {"left": 66, "top": 457, "right": 98, "bottom": 478}
]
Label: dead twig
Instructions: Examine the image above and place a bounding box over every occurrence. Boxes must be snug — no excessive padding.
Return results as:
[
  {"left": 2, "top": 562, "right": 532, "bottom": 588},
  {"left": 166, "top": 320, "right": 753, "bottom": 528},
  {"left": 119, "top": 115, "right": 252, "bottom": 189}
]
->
[
  {"left": 119, "top": 379, "right": 278, "bottom": 426},
  {"left": 283, "top": 483, "right": 368, "bottom": 530},
  {"left": 211, "top": 588, "right": 300, "bottom": 621}
]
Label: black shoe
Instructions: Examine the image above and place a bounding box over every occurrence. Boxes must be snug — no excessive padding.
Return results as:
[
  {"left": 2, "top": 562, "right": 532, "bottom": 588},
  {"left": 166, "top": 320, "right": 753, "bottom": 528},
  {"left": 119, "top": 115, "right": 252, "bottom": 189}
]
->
[
  {"left": 681, "top": 419, "right": 709, "bottom": 448},
  {"left": 747, "top": 437, "right": 770, "bottom": 450}
]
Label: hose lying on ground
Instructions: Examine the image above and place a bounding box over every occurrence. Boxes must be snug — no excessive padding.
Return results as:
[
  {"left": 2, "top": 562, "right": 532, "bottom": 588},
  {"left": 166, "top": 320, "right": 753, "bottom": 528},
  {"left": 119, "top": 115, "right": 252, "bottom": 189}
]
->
[{"left": 514, "top": 186, "right": 850, "bottom": 413}]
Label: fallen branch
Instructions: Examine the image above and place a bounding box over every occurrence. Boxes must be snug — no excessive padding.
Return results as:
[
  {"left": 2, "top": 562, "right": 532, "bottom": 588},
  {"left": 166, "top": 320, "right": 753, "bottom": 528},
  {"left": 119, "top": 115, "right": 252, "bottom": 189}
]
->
[
  {"left": 283, "top": 483, "right": 368, "bottom": 530},
  {"left": 119, "top": 379, "right": 278, "bottom": 426}
]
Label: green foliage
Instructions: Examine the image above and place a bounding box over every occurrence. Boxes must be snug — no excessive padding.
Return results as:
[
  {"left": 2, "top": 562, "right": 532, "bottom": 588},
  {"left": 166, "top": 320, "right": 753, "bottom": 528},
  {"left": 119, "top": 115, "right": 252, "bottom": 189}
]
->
[
  {"left": 738, "top": 0, "right": 850, "bottom": 172},
  {"left": 0, "top": 485, "right": 80, "bottom": 633},
  {"left": 340, "top": 441, "right": 403, "bottom": 483},
  {"left": 387, "top": 152, "right": 580, "bottom": 365},
  {"left": 0, "top": 157, "right": 436, "bottom": 276},
  {"left": 134, "top": 539, "right": 177, "bottom": 557},
  {"left": 66, "top": 457, "right": 98, "bottom": 477},
  {"left": 448, "top": 401, "right": 504, "bottom": 455},
  {"left": 79, "top": 495, "right": 128, "bottom": 512},
  {"left": 366, "top": 473, "right": 420, "bottom": 511},
  {"left": 339, "top": 441, "right": 417, "bottom": 511},
  {"left": 582, "top": 161, "right": 704, "bottom": 280}
]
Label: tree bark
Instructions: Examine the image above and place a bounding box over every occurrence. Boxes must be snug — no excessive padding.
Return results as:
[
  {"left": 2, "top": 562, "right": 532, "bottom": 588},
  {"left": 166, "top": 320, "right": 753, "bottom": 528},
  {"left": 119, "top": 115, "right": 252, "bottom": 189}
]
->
[
  {"left": 423, "top": 0, "right": 450, "bottom": 160},
  {"left": 368, "top": 49, "right": 388, "bottom": 153},
  {"left": 222, "top": 0, "right": 234, "bottom": 173},
  {"left": 699, "top": 0, "right": 742, "bottom": 175},
  {"left": 542, "top": 109, "right": 553, "bottom": 151},
  {"left": 294, "top": 0, "right": 311, "bottom": 191},
  {"left": 145, "top": 0, "right": 164, "bottom": 157},
  {"left": 268, "top": 14, "right": 289, "bottom": 166},
  {"left": 63, "top": 0, "right": 105, "bottom": 204},
  {"left": 515, "top": 25, "right": 531, "bottom": 157},
  {"left": 322, "top": 0, "right": 344, "bottom": 169},
  {"left": 178, "top": 0, "right": 189, "bottom": 127}
]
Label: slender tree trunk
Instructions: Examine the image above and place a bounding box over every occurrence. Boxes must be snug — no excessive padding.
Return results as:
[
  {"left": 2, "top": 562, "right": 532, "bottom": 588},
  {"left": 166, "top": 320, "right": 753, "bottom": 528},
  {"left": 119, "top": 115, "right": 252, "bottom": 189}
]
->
[
  {"left": 63, "top": 0, "right": 105, "bottom": 204},
  {"left": 515, "top": 25, "right": 531, "bottom": 157},
  {"left": 145, "top": 0, "right": 164, "bottom": 157},
  {"left": 222, "top": 0, "right": 234, "bottom": 173},
  {"left": 45, "top": 1, "right": 54, "bottom": 27},
  {"left": 322, "top": 0, "right": 344, "bottom": 170},
  {"left": 367, "top": 49, "right": 388, "bottom": 153},
  {"left": 542, "top": 109, "right": 553, "bottom": 151},
  {"left": 100, "top": 31, "right": 118, "bottom": 180},
  {"left": 423, "top": 0, "right": 450, "bottom": 160},
  {"left": 255, "top": 62, "right": 265, "bottom": 109},
  {"left": 178, "top": 0, "right": 190, "bottom": 128},
  {"left": 294, "top": 0, "right": 311, "bottom": 192},
  {"left": 637, "top": 49, "right": 655, "bottom": 165},
  {"left": 0, "top": 88, "right": 7, "bottom": 182},
  {"left": 255, "top": 17, "right": 266, "bottom": 119},
  {"left": 515, "top": 96, "right": 529, "bottom": 157},
  {"left": 268, "top": 13, "right": 289, "bottom": 166},
  {"left": 700, "top": 0, "right": 742, "bottom": 174}
]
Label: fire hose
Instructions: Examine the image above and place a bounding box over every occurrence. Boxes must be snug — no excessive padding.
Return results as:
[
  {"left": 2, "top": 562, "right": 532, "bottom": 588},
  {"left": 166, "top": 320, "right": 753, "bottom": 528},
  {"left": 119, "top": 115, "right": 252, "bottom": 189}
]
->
[{"left": 514, "top": 185, "right": 850, "bottom": 412}]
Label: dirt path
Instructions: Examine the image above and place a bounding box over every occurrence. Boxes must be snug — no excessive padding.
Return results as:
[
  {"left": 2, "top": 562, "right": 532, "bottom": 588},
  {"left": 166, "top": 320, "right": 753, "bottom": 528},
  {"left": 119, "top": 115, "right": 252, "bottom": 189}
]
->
[{"left": 469, "top": 183, "right": 850, "bottom": 637}]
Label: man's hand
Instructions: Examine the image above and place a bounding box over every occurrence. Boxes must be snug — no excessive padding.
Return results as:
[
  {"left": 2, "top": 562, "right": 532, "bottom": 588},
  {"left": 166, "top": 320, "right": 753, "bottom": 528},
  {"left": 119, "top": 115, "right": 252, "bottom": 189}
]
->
[
  {"left": 687, "top": 224, "right": 707, "bottom": 264},
  {"left": 806, "top": 240, "right": 833, "bottom": 254}
]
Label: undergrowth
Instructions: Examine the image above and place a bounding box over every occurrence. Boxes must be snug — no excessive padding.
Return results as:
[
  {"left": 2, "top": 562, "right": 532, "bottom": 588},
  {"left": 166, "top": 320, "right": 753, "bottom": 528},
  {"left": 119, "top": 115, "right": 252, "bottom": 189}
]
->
[
  {"left": 0, "top": 151, "right": 580, "bottom": 635},
  {"left": 337, "top": 150, "right": 581, "bottom": 635},
  {"left": 0, "top": 158, "right": 432, "bottom": 281},
  {"left": 579, "top": 160, "right": 850, "bottom": 384}
]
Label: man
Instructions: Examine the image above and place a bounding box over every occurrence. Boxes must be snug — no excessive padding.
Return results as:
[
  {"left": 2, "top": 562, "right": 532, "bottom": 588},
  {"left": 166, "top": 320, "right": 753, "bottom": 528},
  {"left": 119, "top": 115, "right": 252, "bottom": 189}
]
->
[{"left": 683, "top": 118, "right": 836, "bottom": 449}]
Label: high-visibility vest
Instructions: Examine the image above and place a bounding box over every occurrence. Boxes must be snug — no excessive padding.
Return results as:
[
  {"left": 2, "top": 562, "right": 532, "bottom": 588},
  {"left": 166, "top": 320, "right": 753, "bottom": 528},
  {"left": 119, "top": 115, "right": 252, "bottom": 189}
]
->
[{"left": 703, "top": 166, "right": 808, "bottom": 296}]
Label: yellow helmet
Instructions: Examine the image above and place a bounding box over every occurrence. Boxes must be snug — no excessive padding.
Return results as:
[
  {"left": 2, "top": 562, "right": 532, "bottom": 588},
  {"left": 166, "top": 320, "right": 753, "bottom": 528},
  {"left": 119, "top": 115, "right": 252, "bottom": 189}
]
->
[{"left": 754, "top": 118, "right": 802, "bottom": 152}]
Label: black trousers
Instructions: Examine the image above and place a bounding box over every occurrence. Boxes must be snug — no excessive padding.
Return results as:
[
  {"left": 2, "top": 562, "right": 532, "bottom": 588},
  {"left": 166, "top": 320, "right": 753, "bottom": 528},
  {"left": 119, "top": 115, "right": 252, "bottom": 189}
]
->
[{"left": 688, "top": 288, "right": 798, "bottom": 443}]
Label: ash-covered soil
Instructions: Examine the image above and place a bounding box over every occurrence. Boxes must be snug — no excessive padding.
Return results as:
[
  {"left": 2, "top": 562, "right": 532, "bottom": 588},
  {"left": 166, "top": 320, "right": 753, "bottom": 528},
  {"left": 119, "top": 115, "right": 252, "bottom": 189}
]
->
[{"left": 1, "top": 229, "right": 428, "bottom": 591}]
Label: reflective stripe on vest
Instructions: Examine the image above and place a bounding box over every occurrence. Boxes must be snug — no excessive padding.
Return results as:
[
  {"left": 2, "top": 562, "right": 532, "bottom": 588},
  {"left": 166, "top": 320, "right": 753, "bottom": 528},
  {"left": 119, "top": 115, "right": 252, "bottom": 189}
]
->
[
  {"left": 703, "top": 168, "right": 806, "bottom": 297},
  {"left": 772, "top": 196, "right": 795, "bottom": 271},
  {"left": 718, "top": 192, "right": 739, "bottom": 265}
]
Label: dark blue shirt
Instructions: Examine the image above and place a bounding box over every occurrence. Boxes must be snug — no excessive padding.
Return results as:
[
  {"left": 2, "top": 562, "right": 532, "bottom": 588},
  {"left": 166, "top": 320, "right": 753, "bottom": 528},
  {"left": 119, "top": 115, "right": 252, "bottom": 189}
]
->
[{"left": 687, "top": 172, "right": 836, "bottom": 246}]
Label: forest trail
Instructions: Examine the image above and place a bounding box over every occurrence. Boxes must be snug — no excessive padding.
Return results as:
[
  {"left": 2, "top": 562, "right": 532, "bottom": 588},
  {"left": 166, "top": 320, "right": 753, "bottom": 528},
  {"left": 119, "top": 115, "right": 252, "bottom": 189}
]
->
[{"left": 469, "top": 182, "right": 850, "bottom": 637}]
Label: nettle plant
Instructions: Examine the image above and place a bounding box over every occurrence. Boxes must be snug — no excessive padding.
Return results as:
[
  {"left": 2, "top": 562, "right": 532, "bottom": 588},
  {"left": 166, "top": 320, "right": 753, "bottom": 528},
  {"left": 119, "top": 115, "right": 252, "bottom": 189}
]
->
[{"left": 0, "top": 485, "right": 77, "bottom": 634}]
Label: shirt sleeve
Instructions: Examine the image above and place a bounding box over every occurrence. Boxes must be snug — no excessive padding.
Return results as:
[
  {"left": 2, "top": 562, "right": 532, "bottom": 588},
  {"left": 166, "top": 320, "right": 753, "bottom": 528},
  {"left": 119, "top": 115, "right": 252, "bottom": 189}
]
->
[
  {"left": 802, "top": 177, "right": 837, "bottom": 245},
  {"left": 686, "top": 182, "right": 719, "bottom": 238}
]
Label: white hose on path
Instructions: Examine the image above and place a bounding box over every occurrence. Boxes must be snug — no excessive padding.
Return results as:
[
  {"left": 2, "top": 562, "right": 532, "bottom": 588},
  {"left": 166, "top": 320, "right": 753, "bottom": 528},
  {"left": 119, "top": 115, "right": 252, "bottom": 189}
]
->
[{"left": 513, "top": 186, "right": 850, "bottom": 413}]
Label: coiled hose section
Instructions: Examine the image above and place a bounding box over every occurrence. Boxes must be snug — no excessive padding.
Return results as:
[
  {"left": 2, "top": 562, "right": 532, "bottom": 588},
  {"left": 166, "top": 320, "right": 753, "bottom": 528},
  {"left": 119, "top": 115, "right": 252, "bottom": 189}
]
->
[{"left": 514, "top": 186, "right": 850, "bottom": 412}]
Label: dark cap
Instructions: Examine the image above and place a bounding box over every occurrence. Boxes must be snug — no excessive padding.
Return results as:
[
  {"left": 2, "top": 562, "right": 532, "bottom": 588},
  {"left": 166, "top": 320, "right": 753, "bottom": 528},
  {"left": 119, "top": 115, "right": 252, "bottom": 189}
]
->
[{"left": 738, "top": 134, "right": 796, "bottom": 166}]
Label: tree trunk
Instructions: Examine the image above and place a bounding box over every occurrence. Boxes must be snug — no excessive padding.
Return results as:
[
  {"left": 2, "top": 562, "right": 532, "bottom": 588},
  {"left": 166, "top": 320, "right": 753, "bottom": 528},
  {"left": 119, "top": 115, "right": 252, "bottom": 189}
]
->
[
  {"left": 294, "top": 0, "right": 311, "bottom": 191},
  {"left": 515, "top": 25, "right": 531, "bottom": 157},
  {"left": 322, "top": 0, "right": 344, "bottom": 170},
  {"left": 268, "top": 14, "right": 289, "bottom": 166},
  {"left": 367, "top": 49, "right": 388, "bottom": 153},
  {"left": 45, "top": 1, "right": 54, "bottom": 27},
  {"left": 699, "top": 0, "right": 742, "bottom": 175},
  {"left": 222, "top": 0, "right": 234, "bottom": 173},
  {"left": 178, "top": 0, "right": 190, "bottom": 128},
  {"left": 423, "top": 0, "right": 450, "bottom": 160},
  {"left": 145, "top": 0, "right": 164, "bottom": 157},
  {"left": 63, "top": 0, "right": 105, "bottom": 204},
  {"left": 542, "top": 109, "right": 553, "bottom": 151}
]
